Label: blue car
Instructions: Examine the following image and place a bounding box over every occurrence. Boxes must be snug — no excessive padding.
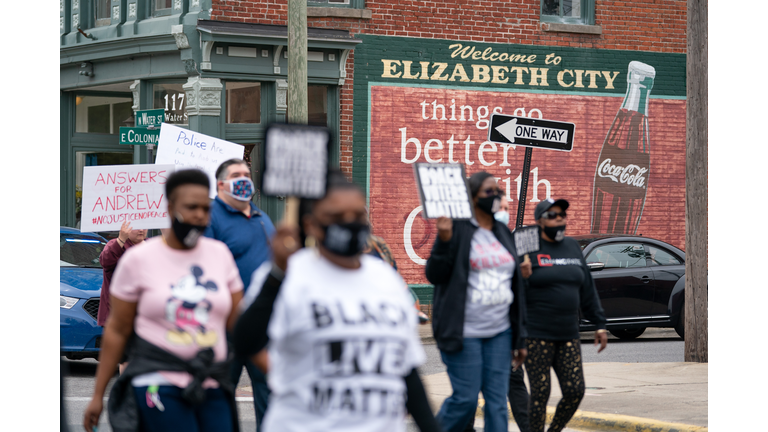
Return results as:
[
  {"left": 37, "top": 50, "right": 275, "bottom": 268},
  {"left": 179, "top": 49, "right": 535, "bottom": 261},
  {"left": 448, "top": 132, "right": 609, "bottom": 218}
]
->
[{"left": 60, "top": 227, "right": 107, "bottom": 360}]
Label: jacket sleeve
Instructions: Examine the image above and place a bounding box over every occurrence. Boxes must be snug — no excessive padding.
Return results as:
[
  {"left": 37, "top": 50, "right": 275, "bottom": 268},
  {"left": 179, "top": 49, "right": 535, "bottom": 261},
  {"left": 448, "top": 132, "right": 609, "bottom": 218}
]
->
[
  {"left": 233, "top": 264, "right": 284, "bottom": 357},
  {"left": 577, "top": 242, "right": 607, "bottom": 329},
  {"left": 404, "top": 368, "right": 443, "bottom": 432},
  {"left": 424, "top": 232, "right": 456, "bottom": 286},
  {"left": 99, "top": 239, "right": 124, "bottom": 272}
]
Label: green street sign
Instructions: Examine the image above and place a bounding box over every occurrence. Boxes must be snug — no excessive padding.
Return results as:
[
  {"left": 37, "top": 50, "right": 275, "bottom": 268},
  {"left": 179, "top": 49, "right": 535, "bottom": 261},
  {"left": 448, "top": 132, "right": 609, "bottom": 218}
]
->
[
  {"left": 119, "top": 127, "right": 160, "bottom": 145},
  {"left": 135, "top": 109, "right": 165, "bottom": 127}
]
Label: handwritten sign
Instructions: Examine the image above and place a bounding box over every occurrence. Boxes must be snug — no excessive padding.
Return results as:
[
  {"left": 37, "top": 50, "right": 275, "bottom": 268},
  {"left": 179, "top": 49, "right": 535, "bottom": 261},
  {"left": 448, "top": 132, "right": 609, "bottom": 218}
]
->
[
  {"left": 413, "top": 163, "right": 473, "bottom": 220},
  {"left": 80, "top": 164, "right": 175, "bottom": 232},
  {"left": 261, "top": 123, "right": 330, "bottom": 198},
  {"left": 155, "top": 123, "right": 245, "bottom": 198}
]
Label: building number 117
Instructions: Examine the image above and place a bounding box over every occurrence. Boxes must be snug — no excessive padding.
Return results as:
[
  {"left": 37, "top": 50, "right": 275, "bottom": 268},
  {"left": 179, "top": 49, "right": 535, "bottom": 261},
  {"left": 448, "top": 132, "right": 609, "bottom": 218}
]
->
[{"left": 164, "top": 93, "right": 185, "bottom": 111}]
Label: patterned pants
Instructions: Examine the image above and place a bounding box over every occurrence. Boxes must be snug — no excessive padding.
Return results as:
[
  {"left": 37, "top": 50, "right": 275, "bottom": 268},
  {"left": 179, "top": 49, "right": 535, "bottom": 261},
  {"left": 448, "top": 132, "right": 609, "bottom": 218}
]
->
[{"left": 525, "top": 338, "right": 586, "bottom": 432}]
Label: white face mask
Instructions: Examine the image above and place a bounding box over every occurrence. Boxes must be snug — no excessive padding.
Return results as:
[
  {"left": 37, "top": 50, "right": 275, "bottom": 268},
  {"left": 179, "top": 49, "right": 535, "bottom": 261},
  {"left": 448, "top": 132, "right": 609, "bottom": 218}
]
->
[
  {"left": 494, "top": 211, "right": 510, "bottom": 225},
  {"left": 226, "top": 177, "right": 254, "bottom": 202}
]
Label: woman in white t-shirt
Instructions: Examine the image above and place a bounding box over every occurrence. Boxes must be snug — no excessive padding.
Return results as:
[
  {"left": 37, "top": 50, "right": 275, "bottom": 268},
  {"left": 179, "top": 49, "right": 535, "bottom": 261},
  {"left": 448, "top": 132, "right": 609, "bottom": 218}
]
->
[
  {"left": 83, "top": 169, "right": 244, "bottom": 432},
  {"left": 233, "top": 169, "right": 440, "bottom": 432}
]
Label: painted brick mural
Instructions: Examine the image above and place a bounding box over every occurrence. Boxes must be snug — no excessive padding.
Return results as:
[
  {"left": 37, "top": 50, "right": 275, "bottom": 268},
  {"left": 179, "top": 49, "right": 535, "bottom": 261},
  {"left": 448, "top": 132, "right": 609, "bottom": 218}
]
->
[{"left": 355, "top": 35, "right": 686, "bottom": 286}]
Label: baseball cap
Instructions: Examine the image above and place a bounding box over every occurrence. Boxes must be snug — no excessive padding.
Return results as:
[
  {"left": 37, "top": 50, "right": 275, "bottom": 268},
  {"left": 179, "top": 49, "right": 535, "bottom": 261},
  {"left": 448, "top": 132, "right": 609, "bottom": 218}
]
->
[{"left": 534, "top": 197, "right": 570, "bottom": 220}]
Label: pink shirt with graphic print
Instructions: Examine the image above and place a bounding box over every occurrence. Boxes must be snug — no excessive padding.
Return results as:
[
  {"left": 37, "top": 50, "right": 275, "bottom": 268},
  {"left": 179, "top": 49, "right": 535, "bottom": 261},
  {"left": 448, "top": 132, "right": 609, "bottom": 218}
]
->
[{"left": 111, "top": 236, "right": 243, "bottom": 388}]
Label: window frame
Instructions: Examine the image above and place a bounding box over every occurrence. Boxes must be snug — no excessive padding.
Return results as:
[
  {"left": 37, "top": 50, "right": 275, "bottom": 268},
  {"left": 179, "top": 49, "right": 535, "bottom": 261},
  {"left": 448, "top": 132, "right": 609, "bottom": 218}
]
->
[
  {"left": 540, "top": 0, "right": 595, "bottom": 26},
  {"left": 643, "top": 243, "right": 684, "bottom": 267},
  {"left": 152, "top": 0, "right": 174, "bottom": 17},
  {"left": 307, "top": 0, "right": 365, "bottom": 9},
  {"left": 94, "top": 0, "right": 112, "bottom": 27}
]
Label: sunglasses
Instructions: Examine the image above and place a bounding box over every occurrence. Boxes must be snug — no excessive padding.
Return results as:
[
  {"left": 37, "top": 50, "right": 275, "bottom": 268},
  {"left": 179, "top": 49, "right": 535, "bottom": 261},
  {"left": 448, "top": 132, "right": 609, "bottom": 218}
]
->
[
  {"left": 481, "top": 188, "right": 501, "bottom": 196},
  {"left": 540, "top": 210, "right": 567, "bottom": 220}
]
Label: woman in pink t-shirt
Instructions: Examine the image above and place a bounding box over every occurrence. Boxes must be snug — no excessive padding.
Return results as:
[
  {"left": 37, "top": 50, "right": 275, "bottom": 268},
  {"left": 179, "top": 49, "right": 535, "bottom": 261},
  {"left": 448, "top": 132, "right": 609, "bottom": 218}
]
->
[{"left": 84, "top": 169, "right": 244, "bottom": 432}]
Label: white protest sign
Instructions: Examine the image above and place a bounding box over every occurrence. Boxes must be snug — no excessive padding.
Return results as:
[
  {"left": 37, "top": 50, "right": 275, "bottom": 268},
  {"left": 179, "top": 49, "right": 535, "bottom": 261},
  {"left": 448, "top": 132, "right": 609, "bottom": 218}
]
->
[
  {"left": 155, "top": 123, "right": 245, "bottom": 198},
  {"left": 80, "top": 164, "right": 175, "bottom": 232},
  {"left": 261, "top": 123, "right": 330, "bottom": 199},
  {"left": 413, "top": 163, "right": 473, "bottom": 220}
]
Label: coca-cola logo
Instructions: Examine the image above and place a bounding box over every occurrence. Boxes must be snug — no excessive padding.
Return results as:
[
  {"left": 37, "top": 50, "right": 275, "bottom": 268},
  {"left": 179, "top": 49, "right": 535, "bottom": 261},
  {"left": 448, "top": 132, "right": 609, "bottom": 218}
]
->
[{"left": 598, "top": 158, "right": 648, "bottom": 188}]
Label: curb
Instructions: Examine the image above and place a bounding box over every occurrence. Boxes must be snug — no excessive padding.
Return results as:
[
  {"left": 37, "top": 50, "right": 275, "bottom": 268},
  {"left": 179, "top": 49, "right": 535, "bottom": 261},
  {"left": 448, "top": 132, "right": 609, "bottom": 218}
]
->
[{"left": 474, "top": 401, "right": 707, "bottom": 432}]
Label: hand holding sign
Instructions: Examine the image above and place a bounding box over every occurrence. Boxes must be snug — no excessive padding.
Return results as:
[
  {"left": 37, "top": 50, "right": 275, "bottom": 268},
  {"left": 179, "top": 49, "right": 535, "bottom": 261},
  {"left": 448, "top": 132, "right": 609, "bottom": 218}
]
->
[{"left": 261, "top": 123, "right": 331, "bottom": 227}]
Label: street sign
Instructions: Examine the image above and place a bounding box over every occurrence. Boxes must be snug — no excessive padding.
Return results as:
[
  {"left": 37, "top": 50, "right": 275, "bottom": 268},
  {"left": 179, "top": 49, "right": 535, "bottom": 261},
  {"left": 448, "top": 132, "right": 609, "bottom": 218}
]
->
[
  {"left": 119, "top": 127, "right": 160, "bottom": 146},
  {"left": 135, "top": 109, "right": 165, "bottom": 128},
  {"left": 488, "top": 114, "right": 575, "bottom": 152}
]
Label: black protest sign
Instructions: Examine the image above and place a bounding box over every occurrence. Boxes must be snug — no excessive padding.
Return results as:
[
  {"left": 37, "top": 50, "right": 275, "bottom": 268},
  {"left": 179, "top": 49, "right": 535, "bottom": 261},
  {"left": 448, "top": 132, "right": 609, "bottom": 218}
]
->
[
  {"left": 261, "top": 123, "right": 331, "bottom": 199},
  {"left": 512, "top": 225, "right": 541, "bottom": 257},
  {"left": 413, "top": 163, "right": 473, "bottom": 220}
]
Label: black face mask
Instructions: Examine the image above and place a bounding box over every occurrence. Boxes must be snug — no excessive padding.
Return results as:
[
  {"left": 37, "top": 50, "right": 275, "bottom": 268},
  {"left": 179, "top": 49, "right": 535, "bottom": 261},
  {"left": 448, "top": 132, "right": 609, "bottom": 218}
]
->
[
  {"left": 171, "top": 213, "right": 207, "bottom": 249},
  {"left": 319, "top": 221, "right": 371, "bottom": 257},
  {"left": 542, "top": 224, "right": 567, "bottom": 242},
  {"left": 476, "top": 194, "right": 501, "bottom": 216}
]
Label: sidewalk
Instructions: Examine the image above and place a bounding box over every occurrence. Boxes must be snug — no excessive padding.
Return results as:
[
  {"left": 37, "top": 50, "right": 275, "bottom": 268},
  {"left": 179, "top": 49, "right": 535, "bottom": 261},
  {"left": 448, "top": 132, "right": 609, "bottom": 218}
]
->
[{"left": 418, "top": 325, "right": 708, "bottom": 432}]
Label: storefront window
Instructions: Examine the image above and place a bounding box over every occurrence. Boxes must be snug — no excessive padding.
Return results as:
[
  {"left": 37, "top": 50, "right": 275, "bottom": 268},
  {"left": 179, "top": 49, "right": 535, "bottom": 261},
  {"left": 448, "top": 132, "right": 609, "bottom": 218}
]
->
[
  {"left": 75, "top": 95, "right": 133, "bottom": 134},
  {"left": 226, "top": 82, "right": 261, "bottom": 124},
  {"left": 285, "top": 85, "right": 328, "bottom": 126},
  {"left": 153, "top": 83, "right": 188, "bottom": 125}
]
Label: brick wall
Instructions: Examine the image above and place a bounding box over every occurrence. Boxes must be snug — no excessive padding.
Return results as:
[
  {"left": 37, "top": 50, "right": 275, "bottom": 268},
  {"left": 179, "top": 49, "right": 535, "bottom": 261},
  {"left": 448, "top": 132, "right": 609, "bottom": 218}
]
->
[{"left": 211, "top": 0, "right": 687, "bottom": 176}]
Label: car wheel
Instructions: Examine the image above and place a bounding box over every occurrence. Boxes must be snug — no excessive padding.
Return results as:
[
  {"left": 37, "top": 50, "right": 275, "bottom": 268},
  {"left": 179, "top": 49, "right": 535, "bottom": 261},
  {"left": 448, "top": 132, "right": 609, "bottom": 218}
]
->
[
  {"left": 609, "top": 328, "right": 646, "bottom": 339},
  {"left": 675, "top": 307, "right": 685, "bottom": 340}
]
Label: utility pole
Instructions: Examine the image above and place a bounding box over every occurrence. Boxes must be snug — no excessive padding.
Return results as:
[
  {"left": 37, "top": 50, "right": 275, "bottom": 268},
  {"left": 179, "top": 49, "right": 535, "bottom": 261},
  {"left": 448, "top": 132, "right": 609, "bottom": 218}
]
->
[
  {"left": 285, "top": 0, "right": 308, "bottom": 224},
  {"left": 685, "top": 0, "right": 707, "bottom": 362}
]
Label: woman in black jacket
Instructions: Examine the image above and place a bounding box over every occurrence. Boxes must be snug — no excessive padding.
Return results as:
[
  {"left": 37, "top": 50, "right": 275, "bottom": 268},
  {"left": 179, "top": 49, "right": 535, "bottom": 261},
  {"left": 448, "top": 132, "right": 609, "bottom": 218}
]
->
[
  {"left": 523, "top": 198, "right": 608, "bottom": 432},
  {"left": 426, "top": 171, "right": 530, "bottom": 432}
]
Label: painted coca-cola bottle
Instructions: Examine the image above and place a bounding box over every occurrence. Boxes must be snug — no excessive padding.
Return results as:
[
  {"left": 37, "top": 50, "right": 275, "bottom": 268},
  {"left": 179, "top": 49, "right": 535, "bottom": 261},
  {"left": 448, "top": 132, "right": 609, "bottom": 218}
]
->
[{"left": 591, "top": 61, "right": 655, "bottom": 234}]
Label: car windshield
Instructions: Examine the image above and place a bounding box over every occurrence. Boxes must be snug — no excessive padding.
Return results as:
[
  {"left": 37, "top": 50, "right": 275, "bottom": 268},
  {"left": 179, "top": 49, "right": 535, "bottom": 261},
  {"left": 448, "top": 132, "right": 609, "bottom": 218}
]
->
[{"left": 60, "top": 234, "right": 106, "bottom": 268}]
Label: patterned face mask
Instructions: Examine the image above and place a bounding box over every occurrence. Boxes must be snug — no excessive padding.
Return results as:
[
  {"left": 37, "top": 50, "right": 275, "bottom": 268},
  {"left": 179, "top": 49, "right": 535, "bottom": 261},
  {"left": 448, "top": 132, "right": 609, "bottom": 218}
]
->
[{"left": 226, "top": 177, "right": 254, "bottom": 201}]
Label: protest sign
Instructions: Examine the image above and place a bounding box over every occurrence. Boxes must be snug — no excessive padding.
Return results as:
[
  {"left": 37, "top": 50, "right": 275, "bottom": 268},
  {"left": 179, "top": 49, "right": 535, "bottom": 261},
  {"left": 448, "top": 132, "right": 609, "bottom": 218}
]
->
[
  {"left": 512, "top": 225, "right": 540, "bottom": 258},
  {"left": 80, "top": 164, "right": 175, "bottom": 232},
  {"left": 155, "top": 123, "right": 244, "bottom": 198},
  {"left": 261, "top": 123, "right": 331, "bottom": 199},
  {"left": 413, "top": 163, "right": 473, "bottom": 220}
]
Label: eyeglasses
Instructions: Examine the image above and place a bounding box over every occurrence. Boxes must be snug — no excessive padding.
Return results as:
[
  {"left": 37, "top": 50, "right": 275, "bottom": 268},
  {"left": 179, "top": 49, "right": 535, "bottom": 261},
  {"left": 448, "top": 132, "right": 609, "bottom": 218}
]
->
[{"left": 540, "top": 210, "right": 567, "bottom": 220}]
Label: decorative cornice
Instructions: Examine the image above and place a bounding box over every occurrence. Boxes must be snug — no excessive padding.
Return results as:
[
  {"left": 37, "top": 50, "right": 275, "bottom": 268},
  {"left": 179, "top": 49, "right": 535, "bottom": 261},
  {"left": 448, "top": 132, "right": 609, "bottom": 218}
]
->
[{"left": 183, "top": 77, "right": 223, "bottom": 117}]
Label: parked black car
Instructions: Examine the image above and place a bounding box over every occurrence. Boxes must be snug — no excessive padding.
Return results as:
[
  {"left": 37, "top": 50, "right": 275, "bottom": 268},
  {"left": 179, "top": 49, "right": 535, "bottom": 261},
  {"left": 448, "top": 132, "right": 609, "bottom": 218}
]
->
[{"left": 572, "top": 234, "right": 686, "bottom": 340}]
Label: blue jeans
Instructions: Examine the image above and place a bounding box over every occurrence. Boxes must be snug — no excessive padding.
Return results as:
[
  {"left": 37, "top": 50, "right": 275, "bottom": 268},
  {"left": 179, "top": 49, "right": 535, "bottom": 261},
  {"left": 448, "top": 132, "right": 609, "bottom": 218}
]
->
[
  {"left": 133, "top": 385, "right": 232, "bottom": 432},
  {"left": 437, "top": 328, "right": 512, "bottom": 432},
  {"left": 230, "top": 355, "right": 270, "bottom": 432}
]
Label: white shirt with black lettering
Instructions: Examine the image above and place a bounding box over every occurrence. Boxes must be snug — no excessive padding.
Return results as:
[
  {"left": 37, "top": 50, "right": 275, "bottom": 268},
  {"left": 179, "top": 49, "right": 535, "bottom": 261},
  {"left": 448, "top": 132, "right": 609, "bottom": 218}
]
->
[{"left": 258, "top": 248, "right": 426, "bottom": 432}]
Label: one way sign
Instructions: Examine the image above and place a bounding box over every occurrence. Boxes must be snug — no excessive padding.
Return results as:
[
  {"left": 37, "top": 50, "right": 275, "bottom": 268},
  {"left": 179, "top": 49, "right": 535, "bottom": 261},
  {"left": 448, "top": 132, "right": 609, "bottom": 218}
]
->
[{"left": 488, "top": 114, "right": 575, "bottom": 152}]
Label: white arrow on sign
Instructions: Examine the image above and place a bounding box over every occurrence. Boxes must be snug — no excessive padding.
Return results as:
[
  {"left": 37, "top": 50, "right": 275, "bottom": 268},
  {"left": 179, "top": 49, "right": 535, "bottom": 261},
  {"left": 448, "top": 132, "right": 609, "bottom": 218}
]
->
[{"left": 495, "top": 119, "right": 569, "bottom": 144}]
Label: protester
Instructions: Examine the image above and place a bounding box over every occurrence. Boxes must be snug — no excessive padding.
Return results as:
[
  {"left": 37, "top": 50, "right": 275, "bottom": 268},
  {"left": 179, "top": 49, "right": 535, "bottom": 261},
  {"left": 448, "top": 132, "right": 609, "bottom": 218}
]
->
[
  {"left": 464, "top": 192, "right": 532, "bottom": 432},
  {"left": 83, "top": 169, "right": 244, "bottom": 432},
  {"left": 233, "top": 168, "right": 441, "bottom": 432},
  {"left": 524, "top": 198, "right": 608, "bottom": 432},
  {"left": 425, "top": 171, "right": 530, "bottom": 432},
  {"left": 97, "top": 221, "right": 147, "bottom": 374},
  {"left": 203, "top": 158, "right": 276, "bottom": 431}
]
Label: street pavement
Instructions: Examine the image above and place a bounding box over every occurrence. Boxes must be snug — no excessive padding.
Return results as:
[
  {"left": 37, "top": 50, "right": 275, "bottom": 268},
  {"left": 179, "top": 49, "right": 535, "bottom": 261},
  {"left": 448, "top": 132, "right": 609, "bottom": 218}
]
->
[{"left": 416, "top": 325, "right": 708, "bottom": 431}]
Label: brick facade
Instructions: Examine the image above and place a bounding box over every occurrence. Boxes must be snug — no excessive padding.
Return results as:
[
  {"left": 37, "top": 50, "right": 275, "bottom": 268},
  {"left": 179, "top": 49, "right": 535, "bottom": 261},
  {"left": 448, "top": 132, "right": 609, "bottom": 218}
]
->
[{"left": 210, "top": 0, "right": 687, "bottom": 287}]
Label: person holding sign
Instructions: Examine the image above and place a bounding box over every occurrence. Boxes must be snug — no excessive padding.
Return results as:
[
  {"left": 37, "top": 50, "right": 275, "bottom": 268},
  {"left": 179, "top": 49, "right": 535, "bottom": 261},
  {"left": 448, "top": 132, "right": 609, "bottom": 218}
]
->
[
  {"left": 425, "top": 171, "right": 530, "bottom": 432},
  {"left": 203, "top": 158, "right": 276, "bottom": 431},
  {"left": 232, "top": 169, "right": 441, "bottom": 432},
  {"left": 523, "top": 198, "right": 607, "bottom": 432},
  {"left": 83, "top": 169, "right": 243, "bottom": 432}
]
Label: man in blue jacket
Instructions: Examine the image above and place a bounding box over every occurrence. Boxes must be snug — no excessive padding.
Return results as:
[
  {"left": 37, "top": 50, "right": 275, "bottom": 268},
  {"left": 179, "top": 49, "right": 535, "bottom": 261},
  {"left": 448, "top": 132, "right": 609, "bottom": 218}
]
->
[{"left": 204, "top": 158, "right": 276, "bottom": 431}]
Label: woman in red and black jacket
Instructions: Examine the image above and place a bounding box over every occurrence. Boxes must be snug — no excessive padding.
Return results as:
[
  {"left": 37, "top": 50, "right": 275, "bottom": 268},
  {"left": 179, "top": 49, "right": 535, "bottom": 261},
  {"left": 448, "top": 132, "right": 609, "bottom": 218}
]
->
[{"left": 426, "top": 171, "right": 530, "bottom": 432}]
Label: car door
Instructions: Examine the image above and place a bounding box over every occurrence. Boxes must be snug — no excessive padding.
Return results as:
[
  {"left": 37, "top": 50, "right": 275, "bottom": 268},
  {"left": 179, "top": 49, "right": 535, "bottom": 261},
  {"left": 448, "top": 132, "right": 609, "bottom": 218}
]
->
[
  {"left": 645, "top": 242, "right": 686, "bottom": 317},
  {"left": 585, "top": 241, "right": 655, "bottom": 322}
]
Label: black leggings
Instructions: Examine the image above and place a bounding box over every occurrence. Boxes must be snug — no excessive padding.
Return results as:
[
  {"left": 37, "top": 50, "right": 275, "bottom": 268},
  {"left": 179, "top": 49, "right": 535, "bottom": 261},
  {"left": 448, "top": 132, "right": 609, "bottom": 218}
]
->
[{"left": 525, "top": 338, "right": 585, "bottom": 432}]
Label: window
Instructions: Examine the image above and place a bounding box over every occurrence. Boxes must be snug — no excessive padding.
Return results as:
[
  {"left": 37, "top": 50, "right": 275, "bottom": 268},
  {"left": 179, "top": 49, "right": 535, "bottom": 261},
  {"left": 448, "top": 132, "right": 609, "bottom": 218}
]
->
[
  {"left": 586, "top": 243, "right": 647, "bottom": 269},
  {"left": 95, "top": 0, "right": 111, "bottom": 27},
  {"left": 646, "top": 245, "right": 682, "bottom": 267},
  {"left": 154, "top": 0, "right": 173, "bottom": 16},
  {"left": 153, "top": 84, "right": 188, "bottom": 125},
  {"left": 226, "top": 82, "right": 261, "bottom": 124},
  {"left": 540, "top": 0, "right": 594, "bottom": 25},
  {"left": 75, "top": 95, "right": 133, "bottom": 134},
  {"left": 285, "top": 85, "right": 328, "bottom": 126}
]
